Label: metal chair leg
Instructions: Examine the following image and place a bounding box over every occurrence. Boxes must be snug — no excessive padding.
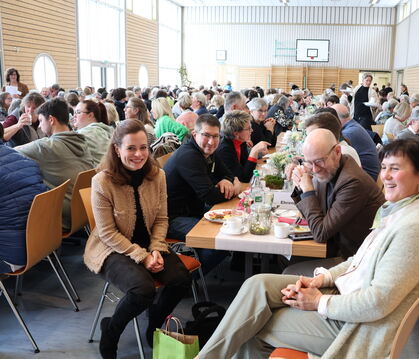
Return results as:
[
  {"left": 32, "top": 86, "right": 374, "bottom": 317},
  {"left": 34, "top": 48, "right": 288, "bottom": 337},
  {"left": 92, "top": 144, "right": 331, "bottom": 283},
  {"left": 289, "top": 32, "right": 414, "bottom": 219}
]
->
[
  {"left": 191, "top": 280, "right": 199, "bottom": 303},
  {"left": 47, "top": 255, "right": 79, "bottom": 312},
  {"left": 0, "top": 280, "right": 40, "bottom": 353},
  {"left": 14, "top": 275, "right": 23, "bottom": 304},
  {"left": 52, "top": 250, "right": 81, "bottom": 302},
  {"left": 133, "top": 317, "right": 146, "bottom": 359},
  {"left": 88, "top": 281, "right": 110, "bottom": 342}
]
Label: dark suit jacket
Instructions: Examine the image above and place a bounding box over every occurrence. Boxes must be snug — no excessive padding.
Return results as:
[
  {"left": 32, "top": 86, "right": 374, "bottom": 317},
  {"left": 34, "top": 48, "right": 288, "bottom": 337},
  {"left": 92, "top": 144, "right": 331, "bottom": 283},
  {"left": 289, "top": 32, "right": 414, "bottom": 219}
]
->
[
  {"left": 292, "top": 155, "right": 385, "bottom": 258},
  {"left": 216, "top": 138, "right": 256, "bottom": 183}
]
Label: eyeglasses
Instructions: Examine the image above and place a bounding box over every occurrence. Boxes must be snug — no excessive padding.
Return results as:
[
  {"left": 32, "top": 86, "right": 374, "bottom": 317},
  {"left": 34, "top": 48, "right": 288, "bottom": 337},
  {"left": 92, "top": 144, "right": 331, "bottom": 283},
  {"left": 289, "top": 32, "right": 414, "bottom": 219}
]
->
[
  {"left": 302, "top": 144, "right": 337, "bottom": 169},
  {"left": 74, "top": 110, "right": 90, "bottom": 115},
  {"left": 199, "top": 132, "right": 220, "bottom": 140}
]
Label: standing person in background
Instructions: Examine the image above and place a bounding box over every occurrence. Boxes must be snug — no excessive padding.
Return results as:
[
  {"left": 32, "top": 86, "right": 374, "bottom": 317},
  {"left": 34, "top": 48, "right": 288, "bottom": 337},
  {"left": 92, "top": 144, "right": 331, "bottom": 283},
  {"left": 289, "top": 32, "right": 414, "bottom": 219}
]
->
[
  {"left": 2, "top": 68, "right": 29, "bottom": 99},
  {"left": 350, "top": 72, "right": 378, "bottom": 131},
  {"left": 83, "top": 119, "right": 191, "bottom": 358},
  {"left": 112, "top": 88, "right": 127, "bottom": 122},
  {"left": 400, "top": 84, "right": 409, "bottom": 97},
  {"left": 0, "top": 92, "right": 13, "bottom": 122},
  {"left": 2, "top": 92, "right": 46, "bottom": 146}
]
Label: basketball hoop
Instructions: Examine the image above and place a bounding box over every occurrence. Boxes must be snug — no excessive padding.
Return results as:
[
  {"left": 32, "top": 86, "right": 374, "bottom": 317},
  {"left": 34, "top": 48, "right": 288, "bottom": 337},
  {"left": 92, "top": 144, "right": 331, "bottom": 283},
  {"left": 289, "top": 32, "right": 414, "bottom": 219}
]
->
[{"left": 310, "top": 56, "right": 314, "bottom": 60}]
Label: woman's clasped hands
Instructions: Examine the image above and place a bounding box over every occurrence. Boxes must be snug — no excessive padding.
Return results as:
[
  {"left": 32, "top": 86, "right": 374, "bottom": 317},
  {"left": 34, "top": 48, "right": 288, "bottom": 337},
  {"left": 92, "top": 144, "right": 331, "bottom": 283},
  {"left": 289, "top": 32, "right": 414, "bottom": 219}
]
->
[
  {"left": 281, "top": 275, "right": 324, "bottom": 311},
  {"left": 143, "top": 250, "right": 164, "bottom": 273}
]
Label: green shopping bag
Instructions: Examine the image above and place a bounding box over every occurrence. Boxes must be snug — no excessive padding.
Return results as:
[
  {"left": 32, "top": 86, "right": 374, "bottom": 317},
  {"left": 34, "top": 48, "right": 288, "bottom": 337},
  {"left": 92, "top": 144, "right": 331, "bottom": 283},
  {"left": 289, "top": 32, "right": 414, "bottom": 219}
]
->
[{"left": 153, "top": 316, "right": 199, "bottom": 359}]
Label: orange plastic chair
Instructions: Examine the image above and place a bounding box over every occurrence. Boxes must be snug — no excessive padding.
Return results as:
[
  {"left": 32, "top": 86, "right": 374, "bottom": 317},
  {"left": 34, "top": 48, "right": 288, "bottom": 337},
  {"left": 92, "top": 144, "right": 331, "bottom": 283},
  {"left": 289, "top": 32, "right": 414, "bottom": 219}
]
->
[
  {"left": 7, "top": 180, "right": 80, "bottom": 312},
  {"left": 269, "top": 348, "right": 308, "bottom": 359}
]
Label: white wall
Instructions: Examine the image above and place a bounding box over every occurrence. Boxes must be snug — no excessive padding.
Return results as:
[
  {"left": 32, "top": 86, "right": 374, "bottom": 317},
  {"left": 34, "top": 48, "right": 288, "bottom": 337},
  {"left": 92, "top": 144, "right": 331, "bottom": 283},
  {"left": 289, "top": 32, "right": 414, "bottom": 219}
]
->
[
  {"left": 183, "top": 6, "right": 395, "bottom": 86},
  {"left": 393, "top": 8, "right": 419, "bottom": 69}
]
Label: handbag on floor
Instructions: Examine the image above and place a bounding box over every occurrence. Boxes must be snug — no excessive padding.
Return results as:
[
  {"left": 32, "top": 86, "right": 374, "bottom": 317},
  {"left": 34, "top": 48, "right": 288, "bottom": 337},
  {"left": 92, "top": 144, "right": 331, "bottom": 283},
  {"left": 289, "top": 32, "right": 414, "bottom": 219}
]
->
[
  {"left": 184, "top": 301, "right": 226, "bottom": 349},
  {"left": 153, "top": 316, "right": 199, "bottom": 359}
]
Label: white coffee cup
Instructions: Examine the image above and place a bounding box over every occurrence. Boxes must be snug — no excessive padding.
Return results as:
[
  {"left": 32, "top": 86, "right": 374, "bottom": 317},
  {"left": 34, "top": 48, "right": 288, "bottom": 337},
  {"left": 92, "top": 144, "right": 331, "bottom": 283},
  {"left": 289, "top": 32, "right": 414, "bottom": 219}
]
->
[
  {"left": 222, "top": 217, "right": 243, "bottom": 234},
  {"left": 274, "top": 222, "right": 290, "bottom": 239}
]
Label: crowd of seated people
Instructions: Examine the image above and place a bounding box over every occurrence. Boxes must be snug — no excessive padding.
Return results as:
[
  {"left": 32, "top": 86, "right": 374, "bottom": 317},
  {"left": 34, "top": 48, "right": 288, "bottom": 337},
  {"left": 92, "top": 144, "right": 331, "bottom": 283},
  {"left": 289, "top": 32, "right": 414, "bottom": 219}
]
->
[{"left": 1, "top": 66, "right": 418, "bottom": 358}]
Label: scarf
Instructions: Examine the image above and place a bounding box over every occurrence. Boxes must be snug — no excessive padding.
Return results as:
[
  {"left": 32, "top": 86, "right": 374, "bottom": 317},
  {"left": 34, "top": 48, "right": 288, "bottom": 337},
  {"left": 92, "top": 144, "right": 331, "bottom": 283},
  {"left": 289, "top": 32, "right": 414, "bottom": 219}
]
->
[{"left": 372, "top": 194, "right": 419, "bottom": 229}]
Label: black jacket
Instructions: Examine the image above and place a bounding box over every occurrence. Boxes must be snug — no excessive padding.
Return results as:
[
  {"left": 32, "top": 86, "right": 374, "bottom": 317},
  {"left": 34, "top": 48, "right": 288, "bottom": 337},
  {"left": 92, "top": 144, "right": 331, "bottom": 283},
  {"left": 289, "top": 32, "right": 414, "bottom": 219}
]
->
[
  {"left": 164, "top": 137, "right": 234, "bottom": 219},
  {"left": 216, "top": 138, "right": 256, "bottom": 183},
  {"left": 250, "top": 120, "right": 274, "bottom": 146}
]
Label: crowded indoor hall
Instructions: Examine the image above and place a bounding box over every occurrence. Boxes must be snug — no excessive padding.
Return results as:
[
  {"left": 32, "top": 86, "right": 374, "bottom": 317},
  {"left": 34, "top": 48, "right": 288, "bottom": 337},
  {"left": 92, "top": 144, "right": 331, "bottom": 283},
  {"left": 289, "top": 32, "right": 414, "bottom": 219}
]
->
[{"left": 0, "top": 0, "right": 418, "bottom": 358}]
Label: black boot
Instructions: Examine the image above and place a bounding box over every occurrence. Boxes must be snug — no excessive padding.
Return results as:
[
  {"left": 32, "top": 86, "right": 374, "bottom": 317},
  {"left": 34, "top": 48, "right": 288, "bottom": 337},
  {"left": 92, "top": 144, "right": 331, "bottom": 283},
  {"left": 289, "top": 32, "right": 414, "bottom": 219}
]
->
[{"left": 99, "top": 317, "right": 118, "bottom": 359}]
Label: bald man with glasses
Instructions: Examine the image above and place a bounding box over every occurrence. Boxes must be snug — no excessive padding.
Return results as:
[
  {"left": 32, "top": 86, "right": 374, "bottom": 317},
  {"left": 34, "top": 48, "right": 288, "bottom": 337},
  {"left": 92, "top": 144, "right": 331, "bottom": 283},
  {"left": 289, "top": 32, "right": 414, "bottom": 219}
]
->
[{"left": 285, "top": 129, "right": 384, "bottom": 275}]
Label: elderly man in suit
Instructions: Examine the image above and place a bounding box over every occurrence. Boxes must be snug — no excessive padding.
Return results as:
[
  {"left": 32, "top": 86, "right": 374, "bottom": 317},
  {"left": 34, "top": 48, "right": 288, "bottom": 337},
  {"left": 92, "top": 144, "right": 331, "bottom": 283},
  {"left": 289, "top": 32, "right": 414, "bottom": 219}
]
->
[{"left": 285, "top": 128, "right": 385, "bottom": 274}]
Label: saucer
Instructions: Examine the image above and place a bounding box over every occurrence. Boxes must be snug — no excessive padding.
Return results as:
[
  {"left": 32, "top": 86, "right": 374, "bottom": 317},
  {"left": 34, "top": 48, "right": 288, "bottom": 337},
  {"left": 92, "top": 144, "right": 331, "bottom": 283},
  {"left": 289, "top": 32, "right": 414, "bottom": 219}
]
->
[{"left": 220, "top": 226, "right": 247, "bottom": 235}]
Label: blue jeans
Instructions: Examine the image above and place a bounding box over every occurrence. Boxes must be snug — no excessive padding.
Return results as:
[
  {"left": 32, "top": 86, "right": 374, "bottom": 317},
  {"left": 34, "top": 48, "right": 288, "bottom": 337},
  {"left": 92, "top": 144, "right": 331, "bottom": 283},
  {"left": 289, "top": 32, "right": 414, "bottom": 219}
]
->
[{"left": 168, "top": 216, "right": 229, "bottom": 275}]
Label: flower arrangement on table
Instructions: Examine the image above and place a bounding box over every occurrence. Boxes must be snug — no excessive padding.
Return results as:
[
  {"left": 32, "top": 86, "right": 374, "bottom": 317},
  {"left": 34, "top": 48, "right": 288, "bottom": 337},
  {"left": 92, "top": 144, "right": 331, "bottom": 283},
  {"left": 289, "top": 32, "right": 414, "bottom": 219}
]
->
[
  {"left": 264, "top": 151, "right": 293, "bottom": 190},
  {"left": 237, "top": 189, "right": 253, "bottom": 213}
]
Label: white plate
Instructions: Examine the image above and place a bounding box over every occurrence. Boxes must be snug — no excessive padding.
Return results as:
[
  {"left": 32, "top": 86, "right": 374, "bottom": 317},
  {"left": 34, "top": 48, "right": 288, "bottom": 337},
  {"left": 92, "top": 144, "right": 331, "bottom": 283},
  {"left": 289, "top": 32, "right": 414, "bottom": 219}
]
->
[
  {"left": 273, "top": 209, "right": 299, "bottom": 218},
  {"left": 204, "top": 209, "right": 243, "bottom": 223},
  {"left": 220, "top": 226, "right": 248, "bottom": 235}
]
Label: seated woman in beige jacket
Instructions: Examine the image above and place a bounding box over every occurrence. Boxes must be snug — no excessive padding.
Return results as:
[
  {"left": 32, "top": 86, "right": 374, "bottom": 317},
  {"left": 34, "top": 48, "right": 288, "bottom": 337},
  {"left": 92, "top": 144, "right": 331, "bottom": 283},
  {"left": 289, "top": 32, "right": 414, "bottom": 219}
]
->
[
  {"left": 196, "top": 138, "right": 419, "bottom": 359},
  {"left": 84, "top": 119, "right": 191, "bottom": 359}
]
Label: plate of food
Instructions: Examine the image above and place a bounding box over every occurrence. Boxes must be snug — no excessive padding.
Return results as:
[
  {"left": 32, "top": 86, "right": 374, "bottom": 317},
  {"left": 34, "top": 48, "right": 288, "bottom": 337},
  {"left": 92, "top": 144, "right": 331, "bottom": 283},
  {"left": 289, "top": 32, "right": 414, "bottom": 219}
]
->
[
  {"left": 291, "top": 225, "right": 311, "bottom": 235},
  {"left": 204, "top": 209, "right": 243, "bottom": 223}
]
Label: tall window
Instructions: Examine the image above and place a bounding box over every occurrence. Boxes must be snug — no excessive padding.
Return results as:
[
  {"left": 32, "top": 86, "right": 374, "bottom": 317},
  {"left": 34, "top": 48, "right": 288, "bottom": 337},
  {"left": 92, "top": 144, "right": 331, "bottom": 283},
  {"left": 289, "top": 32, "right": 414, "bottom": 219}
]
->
[
  {"left": 77, "top": 0, "right": 125, "bottom": 89},
  {"left": 139, "top": 65, "right": 149, "bottom": 87},
  {"left": 127, "top": 0, "right": 156, "bottom": 20},
  {"left": 33, "top": 54, "right": 57, "bottom": 90},
  {"left": 159, "top": 0, "right": 181, "bottom": 86}
]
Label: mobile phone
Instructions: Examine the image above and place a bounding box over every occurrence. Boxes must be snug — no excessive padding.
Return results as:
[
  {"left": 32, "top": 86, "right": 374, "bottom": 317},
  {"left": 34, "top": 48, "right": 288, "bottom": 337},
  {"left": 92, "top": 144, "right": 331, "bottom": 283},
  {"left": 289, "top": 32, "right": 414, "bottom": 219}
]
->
[{"left": 288, "top": 233, "right": 314, "bottom": 241}]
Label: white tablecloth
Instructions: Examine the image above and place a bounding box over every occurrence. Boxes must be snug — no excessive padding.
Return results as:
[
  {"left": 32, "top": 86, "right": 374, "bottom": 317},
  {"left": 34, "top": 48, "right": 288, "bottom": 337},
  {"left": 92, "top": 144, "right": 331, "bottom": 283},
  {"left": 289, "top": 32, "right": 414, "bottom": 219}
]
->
[{"left": 215, "top": 228, "right": 292, "bottom": 259}]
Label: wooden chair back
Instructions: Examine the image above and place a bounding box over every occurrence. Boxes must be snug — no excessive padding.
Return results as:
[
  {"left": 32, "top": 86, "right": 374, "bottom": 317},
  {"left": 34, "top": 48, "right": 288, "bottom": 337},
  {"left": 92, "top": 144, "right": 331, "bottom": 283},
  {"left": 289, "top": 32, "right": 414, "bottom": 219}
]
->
[
  {"left": 79, "top": 187, "right": 95, "bottom": 232},
  {"left": 386, "top": 132, "right": 395, "bottom": 141},
  {"left": 390, "top": 298, "right": 419, "bottom": 359},
  {"left": 371, "top": 124, "right": 384, "bottom": 138},
  {"left": 156, "top": 152, "right": 173, "bottom": 168},
  {"left": 63, "top": 168, "right": 96, "bottom": 237},
  {"left": 8, "top": 180, "right": 70, "bottom": 276}
]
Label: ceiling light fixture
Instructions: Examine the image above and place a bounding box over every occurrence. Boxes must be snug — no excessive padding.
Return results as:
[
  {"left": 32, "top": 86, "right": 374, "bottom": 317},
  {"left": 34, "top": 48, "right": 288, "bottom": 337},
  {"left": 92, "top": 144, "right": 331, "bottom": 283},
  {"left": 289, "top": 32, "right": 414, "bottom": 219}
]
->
[
  {"left": 369, "top": 0, "right": 380, "bottom": 6},
  {"left": 280, "top": 0, "right": 289, "bottom": 5}
]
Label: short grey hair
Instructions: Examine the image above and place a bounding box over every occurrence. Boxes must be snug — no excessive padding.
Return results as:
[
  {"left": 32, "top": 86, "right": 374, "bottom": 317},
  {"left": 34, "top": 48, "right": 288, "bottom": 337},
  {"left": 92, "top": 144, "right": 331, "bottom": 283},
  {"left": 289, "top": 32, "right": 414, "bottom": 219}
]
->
[
  {"left": 222, "top": 110, "right": 252, "bottom": 139},
  {"left": 410, "top": 93, "right": 419, "bottom": 104},
  {"left": 192, "top": 92, "right": 207, "bottom": 106},
  {"left": 247, "top": 97, "right": 268, "bottom": 111},
  {"left": 225, "top": 91, "right": 245, "bottom": 112},
  {"left": 362, "top": 72, "right": 373, "bottom": 81},
  {"left": 387, "top": 98, "right": 399, "bottom": 110},
  {"left": 278, "top": 95, "right": 289, "bottom": 109},
  {"left": 399, "top": 94, "right": 410, "bottom": 104},
  {"left": 411, "top": 106, "right": 419, "bottom": 121}
]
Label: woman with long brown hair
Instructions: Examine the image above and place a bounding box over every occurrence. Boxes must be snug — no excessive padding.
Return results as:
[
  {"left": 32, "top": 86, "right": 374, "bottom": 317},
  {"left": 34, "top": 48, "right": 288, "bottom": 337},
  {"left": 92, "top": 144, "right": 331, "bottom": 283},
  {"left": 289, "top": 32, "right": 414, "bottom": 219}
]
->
[
  {"left": 124, "top": 97, "right": 155, "bottom": 145},
  {"left": 84, "top": 119, "right": 191, "bottom": 359}
]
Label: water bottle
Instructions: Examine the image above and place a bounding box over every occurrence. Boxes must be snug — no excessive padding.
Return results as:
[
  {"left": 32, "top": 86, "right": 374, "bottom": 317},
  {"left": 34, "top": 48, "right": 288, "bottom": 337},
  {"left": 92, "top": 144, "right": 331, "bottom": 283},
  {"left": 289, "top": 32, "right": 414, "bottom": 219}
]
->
[{"left": 250, "top": 170, "right": 263, "bottom": 204}]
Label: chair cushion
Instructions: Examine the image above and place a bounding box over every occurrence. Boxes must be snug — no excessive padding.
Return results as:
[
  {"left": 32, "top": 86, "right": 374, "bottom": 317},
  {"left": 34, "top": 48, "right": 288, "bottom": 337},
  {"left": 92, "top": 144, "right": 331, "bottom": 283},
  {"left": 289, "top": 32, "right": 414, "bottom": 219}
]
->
[
  {"left": 269, "top": 348, "right": 308, "bottom": 359},
  {"left": 178, "top": 254, "right": 201, "bottom": 272}
]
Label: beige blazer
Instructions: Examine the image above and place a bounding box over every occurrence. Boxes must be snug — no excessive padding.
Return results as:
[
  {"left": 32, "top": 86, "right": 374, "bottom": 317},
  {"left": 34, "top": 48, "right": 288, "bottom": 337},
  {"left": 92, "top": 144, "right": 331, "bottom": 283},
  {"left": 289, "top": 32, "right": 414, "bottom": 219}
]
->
[{"left": 84, "top": 169, "right": 169, "bottom": 274}]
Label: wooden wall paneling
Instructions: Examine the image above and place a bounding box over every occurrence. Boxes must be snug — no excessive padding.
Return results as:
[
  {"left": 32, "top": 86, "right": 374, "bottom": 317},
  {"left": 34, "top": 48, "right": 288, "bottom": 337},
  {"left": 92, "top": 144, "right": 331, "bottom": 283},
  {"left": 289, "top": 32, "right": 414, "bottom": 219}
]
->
[
  {"left": 338, "top": 69, "right": 359, "bottom": 88},
  {"left": 404, "top": 66, "right": 419, "bottom": 94},
  {"left": 306, "top": 67, "right": 324, "bottom": 96},
  {"left": 126, "top": 13, "right": 159, "bottom": 87},
  {"left": 271, "top": 66, "right": 288, "bottom": 90},
  {"left": 286, "top": 66, "right": 304, "bottom": 92},
  {"left": 0, "top": 0, "right": 78, "bottom": 90},
  {"left": 238, "top": 67, "right": 270, "bottom": 90}
]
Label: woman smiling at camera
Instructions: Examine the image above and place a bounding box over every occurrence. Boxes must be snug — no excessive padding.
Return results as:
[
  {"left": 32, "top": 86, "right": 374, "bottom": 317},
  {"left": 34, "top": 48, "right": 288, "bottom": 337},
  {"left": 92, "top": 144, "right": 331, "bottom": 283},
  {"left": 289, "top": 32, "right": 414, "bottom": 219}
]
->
[
  {"left": 84, "top": 119, "right": 191, "bottom": 359},
  {"left": 195, "top": 139, "right": 419, "bottom": 359}
]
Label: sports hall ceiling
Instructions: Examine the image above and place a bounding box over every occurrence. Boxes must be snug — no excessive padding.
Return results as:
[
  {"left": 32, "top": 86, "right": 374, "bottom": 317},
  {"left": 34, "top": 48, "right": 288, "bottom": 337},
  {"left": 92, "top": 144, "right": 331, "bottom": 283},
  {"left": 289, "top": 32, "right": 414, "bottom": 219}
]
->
[{"left": 173, "top": 0, "right": 402, "bottom": 7}]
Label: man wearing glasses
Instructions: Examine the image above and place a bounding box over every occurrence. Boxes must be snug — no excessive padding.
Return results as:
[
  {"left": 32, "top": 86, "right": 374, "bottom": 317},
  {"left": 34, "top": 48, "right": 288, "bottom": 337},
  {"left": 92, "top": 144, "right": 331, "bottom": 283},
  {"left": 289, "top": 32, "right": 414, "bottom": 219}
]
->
[
  {"left": 164, "top": 114, "right": 241, "bottom": 275},
  {"left": 286, "top": 128, "right": 384, "bottom": 275}
]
